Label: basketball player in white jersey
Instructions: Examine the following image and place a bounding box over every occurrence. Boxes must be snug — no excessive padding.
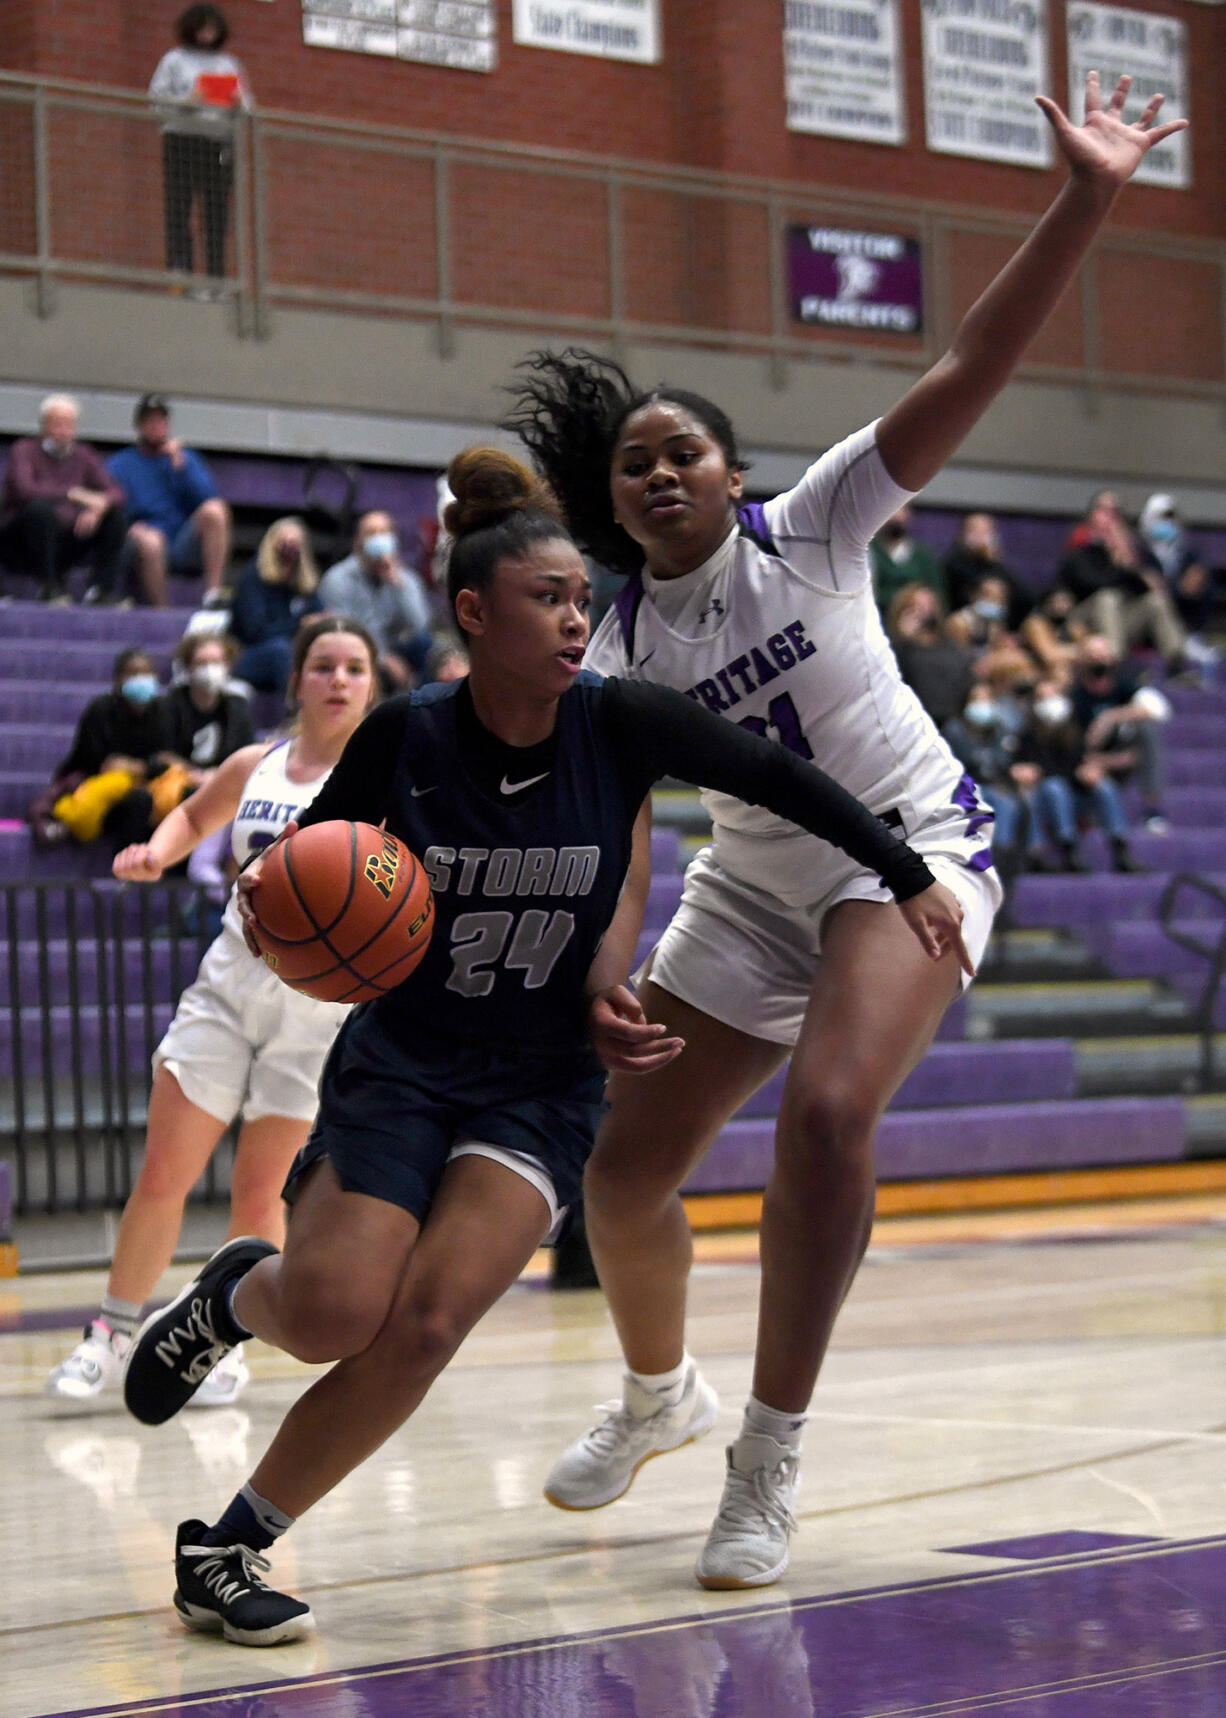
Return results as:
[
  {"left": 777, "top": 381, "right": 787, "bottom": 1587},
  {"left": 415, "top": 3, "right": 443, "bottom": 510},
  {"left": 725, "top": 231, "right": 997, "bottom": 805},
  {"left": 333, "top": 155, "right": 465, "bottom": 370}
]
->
[
  {"left": 509, "top": 76, "right": 1188, "bottom": 1588},
  {"left": 46, "top": 615, "right": 378, "bottom": 1409}
]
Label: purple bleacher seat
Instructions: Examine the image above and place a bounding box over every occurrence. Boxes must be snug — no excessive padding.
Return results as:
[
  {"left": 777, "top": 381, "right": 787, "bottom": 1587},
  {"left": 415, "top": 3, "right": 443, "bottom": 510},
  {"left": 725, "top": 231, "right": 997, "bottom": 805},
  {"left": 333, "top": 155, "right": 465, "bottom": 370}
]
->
[
  {"left": 0, "top": 600, "right": 191, "bottom": 644},
  {"left": 1082, "top": 919, "right": 1222, "bottom": 979},
  {"left": 683, "top": 1095, "right": 1186, "bottom": 1192},
  {"left": 1012, "top": 872, "right": 1226, "bottom": 928},
  {"left": 0, "top": 1002, "right": 176, "bottom": 1079},
  {"left": 1166, "top": 715, "right": 1224, "bottom": 749},
  {"left": 1167, "top": 749, "right": 1223, "bottom": 788},
  {"left": 0, "top": 727, "right": 75, "bottom": 771}
]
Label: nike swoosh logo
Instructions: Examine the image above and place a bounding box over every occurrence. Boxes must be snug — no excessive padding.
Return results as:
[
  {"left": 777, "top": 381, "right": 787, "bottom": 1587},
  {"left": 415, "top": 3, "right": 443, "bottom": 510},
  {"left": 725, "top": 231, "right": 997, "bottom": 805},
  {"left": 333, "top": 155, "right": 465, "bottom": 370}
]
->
[
  {"left": 500, "top": 772, "right": 549, "bottom": 795},
  {"left": 410, "top": 784, "right": 437, "bottom": 797}
]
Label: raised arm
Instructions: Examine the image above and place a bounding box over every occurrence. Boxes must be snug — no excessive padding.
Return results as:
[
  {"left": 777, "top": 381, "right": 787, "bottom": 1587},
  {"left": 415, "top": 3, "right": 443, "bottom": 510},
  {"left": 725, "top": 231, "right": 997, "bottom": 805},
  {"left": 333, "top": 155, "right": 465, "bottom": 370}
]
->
[{"left": 876, "top": 74, "right": 1188, "bottom": 493}]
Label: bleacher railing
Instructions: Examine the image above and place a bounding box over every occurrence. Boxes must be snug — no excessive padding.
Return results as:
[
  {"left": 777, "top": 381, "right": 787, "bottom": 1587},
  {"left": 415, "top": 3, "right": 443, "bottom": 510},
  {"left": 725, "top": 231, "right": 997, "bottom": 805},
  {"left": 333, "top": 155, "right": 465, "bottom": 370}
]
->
[
  {"left": 1, "top": 68, "right": 1224, "bottom": 405},
  {"left": 1158, "top": 873, "right": 1226, "bottom": 1093},
  {"left": 1, "top": 878, "right": 231, "bottom": 1217}
]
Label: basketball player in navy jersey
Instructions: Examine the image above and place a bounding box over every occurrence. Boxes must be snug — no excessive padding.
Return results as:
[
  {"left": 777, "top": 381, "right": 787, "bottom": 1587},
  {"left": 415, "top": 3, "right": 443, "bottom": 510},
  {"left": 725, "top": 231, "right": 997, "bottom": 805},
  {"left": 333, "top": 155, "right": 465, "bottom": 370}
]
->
[
  {"left": 509, "top": 75, "right": 1189, "bottom": 1589},
  {"left": 122, "top": 446, "right": 966, "bottom": 1645}
]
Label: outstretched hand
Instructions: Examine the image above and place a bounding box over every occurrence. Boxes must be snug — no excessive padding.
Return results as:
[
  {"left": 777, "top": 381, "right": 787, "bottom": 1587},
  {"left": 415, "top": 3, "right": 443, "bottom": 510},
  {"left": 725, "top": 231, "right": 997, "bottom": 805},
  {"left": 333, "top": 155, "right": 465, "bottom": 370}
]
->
[
  {"left": 1037, "top": 71, "right": 1187, "bottom": 192},
  {"left": 588, "top": 983, "right": 685, "bottom": 1075},
  {"left": 113, "top": 844, "right": 163, "bottom": 883},
  {"left": 897, "top": 882, "right": 976, "bottom": 979}
]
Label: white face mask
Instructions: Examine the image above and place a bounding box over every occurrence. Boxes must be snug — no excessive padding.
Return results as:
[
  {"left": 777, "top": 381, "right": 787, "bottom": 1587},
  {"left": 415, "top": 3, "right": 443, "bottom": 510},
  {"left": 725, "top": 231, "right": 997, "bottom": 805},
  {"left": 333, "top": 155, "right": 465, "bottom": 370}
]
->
[
  {"left": 189, "top": 661, "right": 228, "bottom": 695},
  {"left": 1035, "top": 694, "right": 1071, "bottom": 725}
]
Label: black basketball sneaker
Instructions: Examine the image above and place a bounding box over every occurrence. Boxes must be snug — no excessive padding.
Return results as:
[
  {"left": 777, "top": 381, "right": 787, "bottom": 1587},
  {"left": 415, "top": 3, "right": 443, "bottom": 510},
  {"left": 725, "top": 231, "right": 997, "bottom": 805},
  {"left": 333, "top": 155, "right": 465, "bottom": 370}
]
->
[
  {"left": 173, "top": 1520, "right": 314, "bottom": 1646},
  {"left": 124, "top": 1236, "right": 277, "bottom": 1425}
]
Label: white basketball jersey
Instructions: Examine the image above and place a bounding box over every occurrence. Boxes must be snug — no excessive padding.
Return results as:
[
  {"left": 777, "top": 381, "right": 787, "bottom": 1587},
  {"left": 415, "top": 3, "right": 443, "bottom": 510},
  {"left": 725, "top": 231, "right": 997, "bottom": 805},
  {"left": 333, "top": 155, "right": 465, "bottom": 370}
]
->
[
  {"left": 585, "top": 423, "right": 994, "bottom": 906},
  {"left": 221, "top": 739, "right": 335, "bottom": 938}
]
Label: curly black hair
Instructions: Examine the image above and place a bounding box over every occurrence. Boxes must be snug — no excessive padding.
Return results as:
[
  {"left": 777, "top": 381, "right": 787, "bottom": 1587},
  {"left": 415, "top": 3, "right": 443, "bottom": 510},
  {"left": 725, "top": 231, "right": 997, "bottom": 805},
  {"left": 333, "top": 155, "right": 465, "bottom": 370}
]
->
[
  {"left": 503, "top": 348, "right": 745, "bottom": 578},
  {"left": 177, "top": 4, "right": 230, "bottom": 48}
]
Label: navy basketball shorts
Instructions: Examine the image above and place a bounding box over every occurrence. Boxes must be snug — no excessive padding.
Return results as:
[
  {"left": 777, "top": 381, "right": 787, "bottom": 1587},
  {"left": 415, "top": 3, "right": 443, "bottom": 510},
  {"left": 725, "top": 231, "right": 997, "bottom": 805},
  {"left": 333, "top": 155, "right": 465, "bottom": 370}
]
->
[{"left": 284, "top": 1004, "right": 606, "bottom": 1230}]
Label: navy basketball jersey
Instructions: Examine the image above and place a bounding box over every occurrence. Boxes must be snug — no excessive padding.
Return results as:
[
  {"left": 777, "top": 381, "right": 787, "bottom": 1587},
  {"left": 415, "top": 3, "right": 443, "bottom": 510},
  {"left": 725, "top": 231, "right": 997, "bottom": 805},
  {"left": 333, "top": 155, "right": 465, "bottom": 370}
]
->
[{"left": 365, "top": 676, "right": 635, "bottom": 1051}]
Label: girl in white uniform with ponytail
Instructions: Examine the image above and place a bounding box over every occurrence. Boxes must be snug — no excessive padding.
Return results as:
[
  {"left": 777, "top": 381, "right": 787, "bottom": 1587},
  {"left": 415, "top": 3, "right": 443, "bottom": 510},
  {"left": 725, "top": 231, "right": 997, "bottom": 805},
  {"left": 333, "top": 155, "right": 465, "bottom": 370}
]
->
[
  {"left": 510, "top": 76, "right": 1188, "bottom": 1590},
  {"left": 46, "top": 615, "right": 378, "bottom": 1410}
]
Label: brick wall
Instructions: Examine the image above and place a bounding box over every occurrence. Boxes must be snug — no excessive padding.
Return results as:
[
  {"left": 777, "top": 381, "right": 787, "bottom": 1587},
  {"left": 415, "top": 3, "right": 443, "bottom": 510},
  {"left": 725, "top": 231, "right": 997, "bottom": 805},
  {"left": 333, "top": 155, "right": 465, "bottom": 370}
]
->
[{"left": 4, "top": 0, "right": 1223, "bottom": 382}]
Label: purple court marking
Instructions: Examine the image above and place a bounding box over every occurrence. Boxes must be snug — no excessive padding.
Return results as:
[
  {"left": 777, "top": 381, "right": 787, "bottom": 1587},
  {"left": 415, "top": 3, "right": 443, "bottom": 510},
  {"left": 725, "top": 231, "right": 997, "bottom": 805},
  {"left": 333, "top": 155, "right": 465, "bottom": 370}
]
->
[
  {"left": 945, "top": 1529, "right": 1164, "bottom": 1561},
  {"left": 50, "top": 1534, "right": 1226, "bottom": 1718}
]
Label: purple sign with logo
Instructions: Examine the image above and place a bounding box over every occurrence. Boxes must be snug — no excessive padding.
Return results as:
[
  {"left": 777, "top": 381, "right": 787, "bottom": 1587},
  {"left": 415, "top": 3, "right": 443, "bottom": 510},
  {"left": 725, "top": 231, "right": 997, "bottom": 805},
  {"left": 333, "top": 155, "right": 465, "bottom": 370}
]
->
[{"left": 787, "top": 224, "right": 923, "bottom": 333}]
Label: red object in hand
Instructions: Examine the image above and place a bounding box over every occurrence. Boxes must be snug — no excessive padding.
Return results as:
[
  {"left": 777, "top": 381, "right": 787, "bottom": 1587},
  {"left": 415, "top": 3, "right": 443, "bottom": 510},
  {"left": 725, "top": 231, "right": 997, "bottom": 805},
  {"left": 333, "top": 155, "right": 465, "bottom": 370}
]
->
[{"left": 196, "top": 72, "right": 240, "bottom": 106}]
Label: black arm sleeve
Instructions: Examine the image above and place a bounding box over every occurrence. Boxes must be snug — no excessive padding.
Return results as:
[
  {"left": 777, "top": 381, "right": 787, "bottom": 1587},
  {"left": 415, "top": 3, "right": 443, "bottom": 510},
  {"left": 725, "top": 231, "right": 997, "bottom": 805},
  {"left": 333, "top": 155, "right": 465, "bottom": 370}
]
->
[
  {"left": 292, "top": 699, "right": 406, "bottom": 833},
  {"left": 603, "top": 678, "right": 936, "bottom": 904}
]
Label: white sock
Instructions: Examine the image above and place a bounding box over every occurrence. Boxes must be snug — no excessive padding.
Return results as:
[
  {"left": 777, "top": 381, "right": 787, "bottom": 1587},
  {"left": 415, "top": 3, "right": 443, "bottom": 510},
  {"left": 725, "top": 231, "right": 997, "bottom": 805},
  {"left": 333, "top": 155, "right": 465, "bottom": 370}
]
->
[
  {"left": 625, "top": 1352, "right": 691, "bottom": 1415},
  {"left": 741, "top": 1394, "right": 808, "bottom": 1452},
  {"left": 98, "top": 1294, "right": 143, "bottom": 1341}
]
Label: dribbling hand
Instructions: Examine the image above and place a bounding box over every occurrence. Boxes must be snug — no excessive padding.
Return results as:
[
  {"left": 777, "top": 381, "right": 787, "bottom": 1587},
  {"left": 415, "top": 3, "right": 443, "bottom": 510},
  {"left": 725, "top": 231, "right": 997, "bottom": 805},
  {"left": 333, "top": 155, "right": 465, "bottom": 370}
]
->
[
  {"left": 236, "top": 819, "right": 298, "bottom": 956},
  {"left": 113, "top": 845, "right": 163, "bottom": 883},
  {"left": 588, "top": 983, "right": 685, "bottom": 1075},
  {"left": 898, "top": 882, "right": 976, "bottom": 978}
]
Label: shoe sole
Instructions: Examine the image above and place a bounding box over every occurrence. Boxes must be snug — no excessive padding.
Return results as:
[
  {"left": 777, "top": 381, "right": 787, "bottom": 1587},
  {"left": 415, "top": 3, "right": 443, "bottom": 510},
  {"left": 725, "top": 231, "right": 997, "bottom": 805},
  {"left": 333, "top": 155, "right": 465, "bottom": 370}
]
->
[
  {"left": 543, "top": 1386, "right": 720, "bottom": 1512},
  {"left": 695, "top": 1551, "right": 790, "bottom": 1591},
  {"left": 175, "top": 1594, "right": 315, "bottom": 1647}
]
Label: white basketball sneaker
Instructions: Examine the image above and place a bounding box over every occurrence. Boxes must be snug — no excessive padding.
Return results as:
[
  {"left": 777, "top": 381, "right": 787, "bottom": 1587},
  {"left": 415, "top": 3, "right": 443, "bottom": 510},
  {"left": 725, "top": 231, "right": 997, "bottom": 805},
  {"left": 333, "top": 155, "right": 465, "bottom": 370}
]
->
[
  {"left": 544, "top": 1362, "right": 719, "bottom": 1510},
  {"left": 695, "top": 1431, "right": 800, "bottom": 1590},
  {"left": 188, "top": 1344, "right": 251, "bottom": 1410},
  {"left": 45, "top": 1320, "right": 131, "bottom": 1408}
]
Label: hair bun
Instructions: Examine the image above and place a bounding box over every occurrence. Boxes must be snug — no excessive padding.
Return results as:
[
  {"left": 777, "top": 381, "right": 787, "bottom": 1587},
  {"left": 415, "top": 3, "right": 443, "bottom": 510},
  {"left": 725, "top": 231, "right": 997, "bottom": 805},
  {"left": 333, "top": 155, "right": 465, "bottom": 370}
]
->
[{"left": 444, "top": 447, "right": 561, "bottom": 539}]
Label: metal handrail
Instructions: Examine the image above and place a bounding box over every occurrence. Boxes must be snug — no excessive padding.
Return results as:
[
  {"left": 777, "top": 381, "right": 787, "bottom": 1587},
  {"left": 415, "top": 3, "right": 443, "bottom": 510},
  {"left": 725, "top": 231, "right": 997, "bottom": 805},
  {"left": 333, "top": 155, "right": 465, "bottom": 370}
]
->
[
  {"left": 0, "top": 66, "right": 1222, "bottom": 399},
  {"left": 1157, "top": 872, "right": 1226, "bottom": 1092}
]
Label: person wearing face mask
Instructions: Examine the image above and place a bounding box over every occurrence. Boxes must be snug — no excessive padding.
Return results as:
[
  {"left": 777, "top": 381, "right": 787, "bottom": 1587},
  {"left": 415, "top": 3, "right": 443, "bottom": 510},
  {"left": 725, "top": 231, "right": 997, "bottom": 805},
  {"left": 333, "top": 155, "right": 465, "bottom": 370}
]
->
[
  {"left": 0, "top": 394, "right": 127, "bottom": 604},
  {"left": 230, "top": 517, "right": 323, "bottom": 696},
  {"left": 1015, "top": 675, "right": 1142, "bottom": 873},
  {"left": 942, "top": 686, "right": 1025, "bottom": 895},
  {"left": 29, "top": 648, "right": 168, "bottom": 852},
  {"left": 1020, "top": 584, "right": 1090, "bottom": 682},
  {"left": 1057, "top": 489, "right": 1185, "bottom": 670},
  {"left": 869, "top": 504, "right": 946, "bottom": 617},
  {"left": 161, "top": 633, "right": 256, "bottom": 780},
  {"left": 943, "top": 512, "right": 1029, "bottom": 623},
  {"left": 1138, "top": 494, "right": 1219, "bottom": 687},
  {"left": 319, "top": 509, "right": 435, "bottom": 689}
]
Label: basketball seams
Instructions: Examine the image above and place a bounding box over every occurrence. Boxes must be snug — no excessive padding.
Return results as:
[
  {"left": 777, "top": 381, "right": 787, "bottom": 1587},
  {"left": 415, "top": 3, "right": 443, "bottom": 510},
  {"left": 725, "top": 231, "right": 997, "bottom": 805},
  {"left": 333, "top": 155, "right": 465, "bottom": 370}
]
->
[{"left": 254, "top": 822, "right": 434, "bottom": 1002}]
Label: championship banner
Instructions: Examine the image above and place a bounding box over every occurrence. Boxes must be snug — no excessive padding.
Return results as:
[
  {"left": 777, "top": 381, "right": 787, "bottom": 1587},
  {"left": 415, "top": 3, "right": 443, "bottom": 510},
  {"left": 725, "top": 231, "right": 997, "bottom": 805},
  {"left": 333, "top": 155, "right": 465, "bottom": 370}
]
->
[
  {"left": 512, "top": 0, "right": 660, "bottom": 62},
  {"left": 1066, "top": 3, "right": 1189, "bottom": 187},
  {"left": 302, "top": 0, "right": 497, "bottom": 71},
  {"left": 784, "top": 0, "right": 906, "bottom": 145},
  {"left": 923, "top": 0, "right": 1053, "bottom": 168},
  {"left": 788, "top": 225, "right": 923, "bottom": 332}
]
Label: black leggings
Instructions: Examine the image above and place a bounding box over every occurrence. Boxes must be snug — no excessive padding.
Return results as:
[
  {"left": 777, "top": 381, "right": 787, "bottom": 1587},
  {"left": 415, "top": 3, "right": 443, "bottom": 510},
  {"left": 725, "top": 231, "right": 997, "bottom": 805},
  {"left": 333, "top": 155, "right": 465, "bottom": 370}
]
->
[{"left": 163, "top": 131, "right": 233, "bottom": 278}]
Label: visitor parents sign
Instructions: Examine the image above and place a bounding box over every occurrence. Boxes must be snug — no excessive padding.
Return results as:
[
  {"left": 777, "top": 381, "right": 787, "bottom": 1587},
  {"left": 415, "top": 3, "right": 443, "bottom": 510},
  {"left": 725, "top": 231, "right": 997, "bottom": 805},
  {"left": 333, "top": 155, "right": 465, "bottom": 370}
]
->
[{"left": 788, "top": 226, "right": 923, "bottom": 333}]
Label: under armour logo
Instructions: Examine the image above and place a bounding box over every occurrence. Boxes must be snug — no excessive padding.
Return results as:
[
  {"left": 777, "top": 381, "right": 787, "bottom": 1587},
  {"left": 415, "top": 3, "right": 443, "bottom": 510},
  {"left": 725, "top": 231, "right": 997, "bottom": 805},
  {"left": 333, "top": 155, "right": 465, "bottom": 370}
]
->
[{"left": 699, "top": 599, "right": 725, "bottom": 623}]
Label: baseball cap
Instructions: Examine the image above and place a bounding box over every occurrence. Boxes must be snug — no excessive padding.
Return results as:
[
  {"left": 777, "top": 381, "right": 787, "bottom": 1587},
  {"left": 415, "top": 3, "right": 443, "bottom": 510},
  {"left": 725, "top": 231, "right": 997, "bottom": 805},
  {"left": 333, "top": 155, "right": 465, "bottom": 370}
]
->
[{"left": 134, "top": 392, "right": 171, "bottom": 421}]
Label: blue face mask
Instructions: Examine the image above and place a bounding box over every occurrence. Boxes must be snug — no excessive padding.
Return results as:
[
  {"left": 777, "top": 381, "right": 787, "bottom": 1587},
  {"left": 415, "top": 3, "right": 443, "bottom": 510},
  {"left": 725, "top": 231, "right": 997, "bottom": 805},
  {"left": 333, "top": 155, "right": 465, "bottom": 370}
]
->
[
  {"left": 1148, "top": 518, "right": 1178, "bottom": 544},
  {"left": 964, "top": 700, "right": 997, "bottom": 727},
  {"left": 973, "top": 599, "right": 1006, "bottom": 622},
  {"left": 121, "top": 673, "right": 159, "bottom": 704},
  {"left": 363, "top": 532, "right": 397, "bottom": 562}
]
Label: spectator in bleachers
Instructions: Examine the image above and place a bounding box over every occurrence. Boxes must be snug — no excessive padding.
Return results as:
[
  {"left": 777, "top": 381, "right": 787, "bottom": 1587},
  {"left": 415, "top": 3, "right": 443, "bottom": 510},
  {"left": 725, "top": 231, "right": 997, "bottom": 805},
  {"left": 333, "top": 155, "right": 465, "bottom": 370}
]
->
[
  {"left": 162, "top": 632, "right": 255, "bottom": 776},
  {"left": 230, "top": 516, "right": 322, "bottom": 696},
  {"left": 318, "top": 510, "right": 434, "bottom": 689},
  {"left": 1017, "top": 674, "right": 1143, "bottom": 873},
  {"left": 1058, "top": 489, "right": 1185, "bottom": 670},
  {"left": 885, "top": 581, "right": 974, "bottom": 728},
  {"left": 947, "top": 571, "right": 1037, "bottom": 694},
  {"left": 1138, "top": 493, "right": 1219, "bottom": 687},
  {"left": 29, "top": 647, "right": 167, "bottom": 853},
  {"left": 943, "top": 511, "right": 1028, "bottom": 624},
  {"left": 107, "top": 394, "right": 231, "bottom": 605},
  {"left": 423, "top": 635, "right": 469, "bottom": 684},
  {"left": 149, "top": 5, "right": 252, "bottom": 292},
  {"left": 870, "top": 504, "right": 946, "bottom": 616},
  {"left": 1020, "top": 584, "right": 1089, "bottom": 685},
  {"left": 942, "top": 684, "right": 1025, "bottom": 893},
  {"left": 1071, "top": 633, "right": 1171, "bottom": 834},
  {"left": 0, "top": 394, "right": 126, "bottom": 604}
]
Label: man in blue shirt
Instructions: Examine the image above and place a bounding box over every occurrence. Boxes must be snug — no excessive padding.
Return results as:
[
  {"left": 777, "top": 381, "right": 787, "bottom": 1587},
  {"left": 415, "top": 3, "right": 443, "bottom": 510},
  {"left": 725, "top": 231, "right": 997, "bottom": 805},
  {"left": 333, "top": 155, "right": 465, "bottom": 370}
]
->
[{"left": 108, "top": 394, "right": 231, "bottom": 605}]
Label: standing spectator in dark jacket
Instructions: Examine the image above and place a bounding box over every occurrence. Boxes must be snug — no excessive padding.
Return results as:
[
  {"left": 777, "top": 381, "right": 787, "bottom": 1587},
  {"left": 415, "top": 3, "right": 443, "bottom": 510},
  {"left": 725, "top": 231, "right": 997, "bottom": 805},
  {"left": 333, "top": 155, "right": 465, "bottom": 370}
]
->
[
  {"left": 108, "top": 395, "right": 231, "bottom": 604},
  {"left": 230, "top": 517, "right": 322, "bottom": 695},
  {"left": 0, "top": 395, "right": 127, "bottom": 602},
  {"left": 150, "top": 5, "right": 252, "bottom": 289},
  {"left": 1058, "top": 490, "right": 1184, "bottom": 668}
]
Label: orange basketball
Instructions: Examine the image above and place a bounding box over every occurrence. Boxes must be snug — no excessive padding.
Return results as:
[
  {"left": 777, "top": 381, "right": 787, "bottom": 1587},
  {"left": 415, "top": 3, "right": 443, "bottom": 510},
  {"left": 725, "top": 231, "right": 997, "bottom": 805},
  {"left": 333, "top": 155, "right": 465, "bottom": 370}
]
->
[{"left": 250, "top": 821, "right": 434, "bottom": 1004}]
